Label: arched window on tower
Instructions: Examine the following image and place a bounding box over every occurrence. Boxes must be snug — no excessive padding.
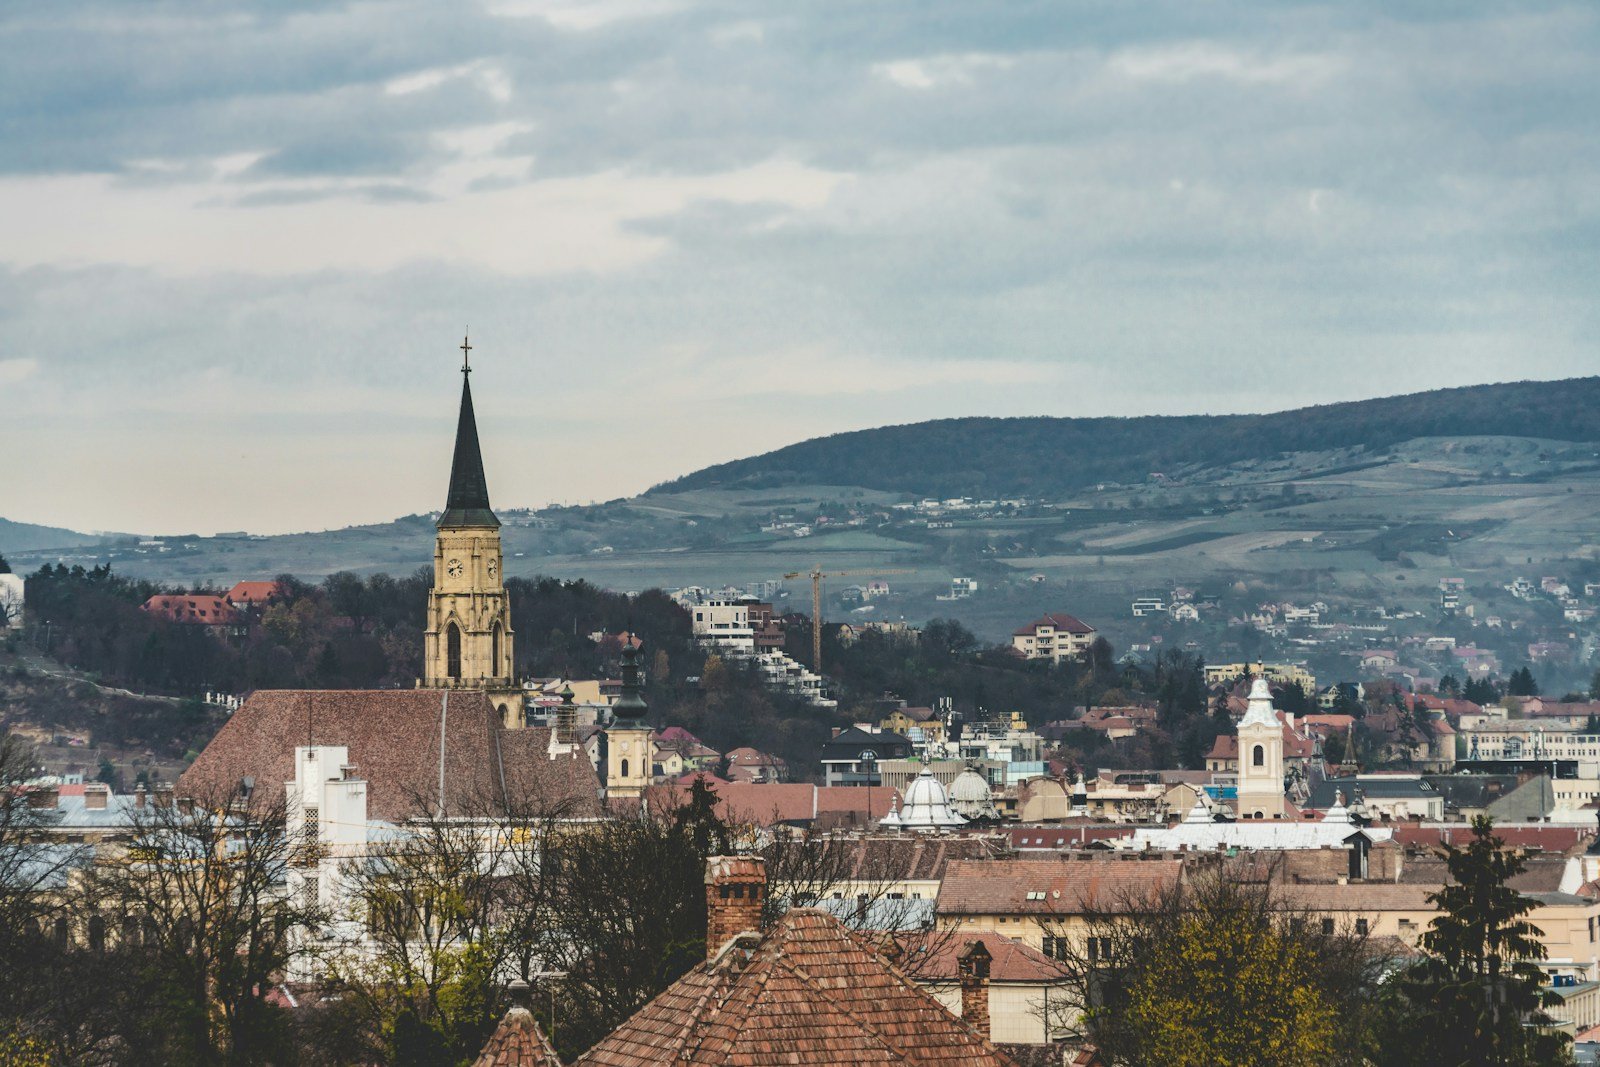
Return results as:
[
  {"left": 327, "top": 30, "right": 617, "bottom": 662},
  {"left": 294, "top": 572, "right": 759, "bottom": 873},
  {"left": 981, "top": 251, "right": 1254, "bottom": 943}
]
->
[
  {"left": 446, "top": 623, "right": 462, "bottom": 680},
  {"left": 1252, "top": 744, "right": 1265, "bottom": 767},
  {"left": 621, "top": 758, "right": 630, "bottom": 779},
  {"left": 491, "top": 622, "right": 502, "bottom": 678}
]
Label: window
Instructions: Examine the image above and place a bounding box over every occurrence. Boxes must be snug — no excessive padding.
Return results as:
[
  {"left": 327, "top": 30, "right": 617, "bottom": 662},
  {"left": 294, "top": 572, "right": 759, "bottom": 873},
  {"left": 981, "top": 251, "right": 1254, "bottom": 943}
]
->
[
  {"left": 491, "top": 623, "right": 502, "bottom": 674},
  {"left": 1253, "top": 745, "right": 1265, "bottom": 767},
  {"left": 620, "top": 758, "right": 630, "bottom": 778},
  {"left": 1355, "top": 918, "right": 1369, "bottom": 935},
  {"left": 446, "top": 623, "right": 462, "bottom": 680},
  {"left": 1087, "top": 936, "right": 1113, "bottom": 962},
  {"left": 1042, "top": 936, "right": 1068, "bottom": 961},
  {"left": 1290, "top": 918, "right": 1306, "bottom": 934},
  {"left": 1321, "top": 918, "right": 1335, "bottom": 935},
  {"left": 303, "top": 807, "right": 319, "bottom": 847}
]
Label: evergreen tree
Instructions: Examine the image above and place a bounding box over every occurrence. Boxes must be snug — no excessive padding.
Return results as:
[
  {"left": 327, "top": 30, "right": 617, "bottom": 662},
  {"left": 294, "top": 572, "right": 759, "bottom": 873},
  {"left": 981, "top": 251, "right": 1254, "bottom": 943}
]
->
[
  {"left": 1375, "top": 816, "right": 1573, "bottom": 1066},
  {"left": 1507, "top": 667, "right": 1540, "bottom": 697}
]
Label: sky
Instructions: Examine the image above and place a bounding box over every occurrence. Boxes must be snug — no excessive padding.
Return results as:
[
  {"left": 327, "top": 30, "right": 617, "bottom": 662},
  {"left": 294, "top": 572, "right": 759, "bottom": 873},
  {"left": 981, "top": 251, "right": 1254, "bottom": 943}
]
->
[{"left": 1, "top": 1, "right": 1597, "bottom": 536}]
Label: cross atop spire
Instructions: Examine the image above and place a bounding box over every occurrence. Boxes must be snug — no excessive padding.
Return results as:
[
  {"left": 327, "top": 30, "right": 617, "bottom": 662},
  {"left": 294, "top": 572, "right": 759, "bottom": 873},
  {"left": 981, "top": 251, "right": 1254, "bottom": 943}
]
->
[
  {"left": 460, "top": 332, "right": 472, "bottom": 374},
  {"left": 438, "top": 337, "right": 498, "bottom": 529}
]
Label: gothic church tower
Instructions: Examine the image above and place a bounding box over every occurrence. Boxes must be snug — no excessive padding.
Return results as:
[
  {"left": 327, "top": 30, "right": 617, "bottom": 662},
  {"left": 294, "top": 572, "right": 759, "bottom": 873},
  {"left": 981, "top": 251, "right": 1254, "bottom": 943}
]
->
[{"left": 422, "top": 340, "right": 524, "bottom": 728}]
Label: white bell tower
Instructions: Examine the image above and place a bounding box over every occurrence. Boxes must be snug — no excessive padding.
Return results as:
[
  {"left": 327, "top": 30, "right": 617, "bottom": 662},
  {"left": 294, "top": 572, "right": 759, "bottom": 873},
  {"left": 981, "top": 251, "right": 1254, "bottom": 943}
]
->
[{"left": 1236, "top": 677, "right": 1286, "bottom": 820}]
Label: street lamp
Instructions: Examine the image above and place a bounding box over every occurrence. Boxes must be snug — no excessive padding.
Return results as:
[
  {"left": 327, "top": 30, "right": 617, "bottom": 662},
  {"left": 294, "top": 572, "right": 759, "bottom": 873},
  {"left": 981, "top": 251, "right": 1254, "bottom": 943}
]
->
[
  {"left": 530, "top": 970, "right": 567, "bottom": 1046},
  {"left": 860, "top": 749, "right": 878, "bottom": 827}
]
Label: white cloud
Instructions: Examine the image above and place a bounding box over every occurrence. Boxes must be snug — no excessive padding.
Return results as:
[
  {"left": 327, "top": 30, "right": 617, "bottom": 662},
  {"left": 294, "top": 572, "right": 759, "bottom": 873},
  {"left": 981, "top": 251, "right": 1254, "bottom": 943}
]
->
[
  {"left": 874, "top": 53, "right": 1017, "bottom": 91},
  {"left": 0, "top": 358, "right": 38, "bottom": 386},
  {"left": 1108, "top": 42, "right": 1343, "bottom": 86}
]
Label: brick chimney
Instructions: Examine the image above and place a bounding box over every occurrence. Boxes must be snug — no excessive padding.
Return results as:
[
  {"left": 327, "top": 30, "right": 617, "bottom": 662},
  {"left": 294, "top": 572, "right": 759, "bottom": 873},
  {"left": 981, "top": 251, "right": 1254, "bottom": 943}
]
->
[
  {"left": 705, "top": 855, "right": 765, "bottom": 960},
  {"left": 134, "top": 785, "right": 147, "bottom": 810},
  {"left": 84, "top": 783, "right": 110, "bottom": 811},
  {"left": 957, "top": 939, "right": 992, "bottom": 1040},
  {"left": 27, "top": 786, "right": 59, "bottom": 810}
]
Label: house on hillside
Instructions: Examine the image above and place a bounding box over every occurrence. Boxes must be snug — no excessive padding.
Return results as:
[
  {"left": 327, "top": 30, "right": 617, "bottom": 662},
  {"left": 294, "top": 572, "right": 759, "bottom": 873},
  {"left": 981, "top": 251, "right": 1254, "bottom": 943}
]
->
[
  {"left": 142, "top": 594, "right": 248, "bottom": 639},
  {"left": 1011, "top": 613, "right": 1097, "bottom": 664}
]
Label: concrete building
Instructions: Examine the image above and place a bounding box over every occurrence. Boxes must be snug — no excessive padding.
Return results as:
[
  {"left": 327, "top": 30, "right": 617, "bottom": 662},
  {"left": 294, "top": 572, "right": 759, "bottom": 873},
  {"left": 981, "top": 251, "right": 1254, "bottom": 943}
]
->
[{"left": 1010, "top": 613, "right": 1097, "bottom": 664}]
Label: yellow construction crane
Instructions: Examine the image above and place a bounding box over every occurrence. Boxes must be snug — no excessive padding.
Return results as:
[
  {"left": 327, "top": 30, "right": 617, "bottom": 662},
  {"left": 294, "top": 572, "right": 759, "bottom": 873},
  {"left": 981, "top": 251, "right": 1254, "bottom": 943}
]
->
[{"left": 782, "top": 567, "right": 913, "bottom": 674}]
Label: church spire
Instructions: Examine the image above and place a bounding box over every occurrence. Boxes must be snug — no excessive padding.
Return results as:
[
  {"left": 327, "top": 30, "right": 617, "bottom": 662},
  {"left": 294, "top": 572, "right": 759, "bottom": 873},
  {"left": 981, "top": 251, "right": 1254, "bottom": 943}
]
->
[{"left": 439, "top": 335, "right": 498, "bottom": 529}]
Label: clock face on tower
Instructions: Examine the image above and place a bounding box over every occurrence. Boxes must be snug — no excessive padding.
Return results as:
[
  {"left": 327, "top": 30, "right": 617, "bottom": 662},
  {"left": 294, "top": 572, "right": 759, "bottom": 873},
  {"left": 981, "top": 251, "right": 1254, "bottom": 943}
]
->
[{"left": 446, "top": 558, "right": 463, "bottom": 578}]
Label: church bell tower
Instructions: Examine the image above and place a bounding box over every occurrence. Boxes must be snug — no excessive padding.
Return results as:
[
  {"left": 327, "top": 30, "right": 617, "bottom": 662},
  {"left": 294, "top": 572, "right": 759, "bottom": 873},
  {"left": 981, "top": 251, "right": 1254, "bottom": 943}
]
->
[{"left": 422, "top": 337, "right": 525, "bottom": 728}]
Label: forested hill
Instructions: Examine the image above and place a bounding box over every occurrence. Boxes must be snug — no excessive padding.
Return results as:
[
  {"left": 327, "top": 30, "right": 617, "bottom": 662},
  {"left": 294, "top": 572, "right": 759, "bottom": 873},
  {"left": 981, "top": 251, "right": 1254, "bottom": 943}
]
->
[{"left": 653, "top": 377, "right": 1600, "bottom": 499}]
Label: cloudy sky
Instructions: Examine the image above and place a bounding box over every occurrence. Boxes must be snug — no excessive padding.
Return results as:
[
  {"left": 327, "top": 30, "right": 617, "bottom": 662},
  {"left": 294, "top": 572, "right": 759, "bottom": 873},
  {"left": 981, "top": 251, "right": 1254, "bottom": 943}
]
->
[{"left": 2, "top": 1, "right": 1596, "bottom": 535}]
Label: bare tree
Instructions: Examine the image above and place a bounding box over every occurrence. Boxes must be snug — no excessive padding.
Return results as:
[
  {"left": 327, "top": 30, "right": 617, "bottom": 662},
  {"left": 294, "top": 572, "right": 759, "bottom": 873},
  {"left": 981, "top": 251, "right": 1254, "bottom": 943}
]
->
[{"left": 88, "top": 783, "right": 313, "bottom": 1065}]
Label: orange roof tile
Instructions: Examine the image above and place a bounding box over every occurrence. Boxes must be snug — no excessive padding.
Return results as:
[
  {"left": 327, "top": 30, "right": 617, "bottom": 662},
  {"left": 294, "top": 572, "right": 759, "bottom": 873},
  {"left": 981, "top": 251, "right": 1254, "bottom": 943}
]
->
[{"left": 573, "top": 909, "right": 1017, "bottom": 1066}]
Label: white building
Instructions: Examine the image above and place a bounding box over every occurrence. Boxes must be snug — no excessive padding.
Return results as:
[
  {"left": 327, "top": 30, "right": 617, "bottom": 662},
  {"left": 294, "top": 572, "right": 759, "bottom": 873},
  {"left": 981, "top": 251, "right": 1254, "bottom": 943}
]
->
[
  {"left": 1236, "top": 678, "right": 1289, "bottom": 820},
  {"left": 689, "top": 599, "right": 756, "bottom": 650},
  {"left": 1010, "top": 613, "right": 1096, "bottom": 664},
  {"left": 285, "top": 745, "right": 371, "bottom": 980}
]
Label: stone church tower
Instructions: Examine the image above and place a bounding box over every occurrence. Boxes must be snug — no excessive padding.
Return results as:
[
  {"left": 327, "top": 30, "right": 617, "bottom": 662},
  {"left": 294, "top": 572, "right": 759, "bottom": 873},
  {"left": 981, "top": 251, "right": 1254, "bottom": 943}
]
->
[
  {"left": 1236, "top": 676, "right": 1286, "bottom": 820},
  {"left": 421, "top": 342, "right": 524, "bottom": 728},
  {"left": 604, "top": 643, "right": 654, "bottom": 799}
]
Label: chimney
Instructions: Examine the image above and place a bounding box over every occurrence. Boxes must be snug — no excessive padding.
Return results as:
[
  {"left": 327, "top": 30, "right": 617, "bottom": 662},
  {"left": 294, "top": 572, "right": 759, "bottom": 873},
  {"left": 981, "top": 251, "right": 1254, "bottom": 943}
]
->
[
  {"left": 957, "top": 939, "right": 992, "bottom": 1040},
  {"left": 134, "top": 785, "right": 147, "bottom": 810},
  {"left": 705, "top": 855, "right": 766, "bottom": 960},
  {"left": 154, "top": 784, "right": 174, "bottom": 808},
  {"left": 84, "top": 783, "right": 110, "bottom": 811},
  {"left": 27, "top": 786, "right": 59, "bottom": 810}
]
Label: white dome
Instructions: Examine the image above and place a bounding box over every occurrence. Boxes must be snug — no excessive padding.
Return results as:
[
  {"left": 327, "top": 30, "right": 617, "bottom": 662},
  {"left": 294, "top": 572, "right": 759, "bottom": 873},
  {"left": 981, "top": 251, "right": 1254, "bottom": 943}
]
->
[
  {"left": 895, "top": 766, "right": 966, "bottom": 831},
  {"left": 948, "top": 767, "right": 998, "bottom": 821}
]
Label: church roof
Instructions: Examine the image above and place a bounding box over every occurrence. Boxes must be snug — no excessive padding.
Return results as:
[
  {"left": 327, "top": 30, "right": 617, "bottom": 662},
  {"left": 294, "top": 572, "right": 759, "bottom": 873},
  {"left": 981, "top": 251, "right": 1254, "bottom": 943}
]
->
[
  {"left": 178, "top": 689, "right": 601, "bottom": 821},
  {"left": 572, "top": 909, "right": 1017, "bottom": 1066},
  {"left": 440, "top": 369, "right": 499, "bottom": 528}
]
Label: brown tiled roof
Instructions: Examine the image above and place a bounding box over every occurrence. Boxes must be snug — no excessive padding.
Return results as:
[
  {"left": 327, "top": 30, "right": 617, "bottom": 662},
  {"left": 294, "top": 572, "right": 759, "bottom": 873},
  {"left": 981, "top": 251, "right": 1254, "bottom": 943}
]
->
[
  {"left": 1390, "top": 825, "right": 1590, "bottom": 853},
  {"left": 896, "top": 930, "right": 1069, "bottom": 984},
  {"left": 1274, "top": 883, "right": 1439, "bottom": 911},
  {"left": 572, "top": 909, "right": 1018, "bottom": 1067},
  {"left": 1012, "top": 613, "right": 1094, "bottom": 638},
  {"left": 816, "top": 836, "right": 1008, "bottom": 883},
  {"left": 936, "top": 858, "right": 1181, "bottom": 916},
  {"left": 1206, "top": 721, "right": 1314, "bottom": 760},
  {"left": 474, "top": 1003, "right": 562, "bottom": 1067},
  {"left": 178, "top": 690, "right": 602, "bottom": 821}
]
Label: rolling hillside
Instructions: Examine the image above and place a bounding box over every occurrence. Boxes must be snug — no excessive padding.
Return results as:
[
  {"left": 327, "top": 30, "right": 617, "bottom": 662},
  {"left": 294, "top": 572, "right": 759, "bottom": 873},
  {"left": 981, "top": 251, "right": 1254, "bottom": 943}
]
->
[{"left": 654, "top": 377, "right": 1600, "bottom": 499}]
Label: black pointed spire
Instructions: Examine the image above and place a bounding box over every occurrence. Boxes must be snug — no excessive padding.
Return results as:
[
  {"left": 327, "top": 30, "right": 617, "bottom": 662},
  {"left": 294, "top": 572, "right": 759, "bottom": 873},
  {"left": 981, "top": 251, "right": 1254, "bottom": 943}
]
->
[
  {"left": 439, "top": 337, "right": 498, "bottom": 529},
  {"left": 611, "top": 640, "right": 649, "bottom": 727}
]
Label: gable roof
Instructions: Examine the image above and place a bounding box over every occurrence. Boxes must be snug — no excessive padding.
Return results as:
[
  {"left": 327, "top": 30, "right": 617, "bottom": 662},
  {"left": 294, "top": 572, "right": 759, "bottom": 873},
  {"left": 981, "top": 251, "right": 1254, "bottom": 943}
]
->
[
  {"left": 895, "top": 930, "right": 1070, "bottom": 984},
  {"left": 225, "top": 580, "right": 285, "bottom": 606},
  {"left": 936, "top": 858, "right": 1182, "bottom": 916},
  {"left": 1012, "top": 613, "right": 1094, "bottom": 637},
  {"left": 572, "top": 909, "right": 1017, "bottom": 1066},
  {"left": 178, "top": 689, "right": 601, "bottom": 821},
  {"left": 142, "top": 594, "right": 242, "bottom": 625},
  {"left": 473, "top": 1000, "right": 562, "bottom": 1067}
]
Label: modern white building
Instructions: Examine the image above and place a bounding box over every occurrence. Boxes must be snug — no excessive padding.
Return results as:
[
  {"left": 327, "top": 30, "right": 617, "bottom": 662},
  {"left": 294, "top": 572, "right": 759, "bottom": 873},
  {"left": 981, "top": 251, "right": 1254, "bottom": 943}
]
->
[{"left": 689, "top": 599, "right": 756, "bottom": 650}]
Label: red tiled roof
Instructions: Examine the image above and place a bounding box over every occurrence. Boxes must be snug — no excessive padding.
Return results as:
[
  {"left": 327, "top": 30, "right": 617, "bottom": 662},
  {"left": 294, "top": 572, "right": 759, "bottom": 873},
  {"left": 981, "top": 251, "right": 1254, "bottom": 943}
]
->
[
  {"left": 178, "top": 690, "right": 602, "bottom": 822},
  {"left": 1206, "top": 718, "right": 1314, "bottom": 760},
  {"left": 998, "top": 826, "right": 1138, "bottom": 850},
  {"left": 936, "top": 858, "right": 1182, "bottom": 916},
  {"left": 896, "top": 930, "right": 1070, "bottom": 984},
  {"left": 1390, "top": 825, "right": 1589, "bottom": 853},
  {"left": 473, "top": 1001, "right": 561, "bottom": 1066},
  {"left": 142, "top": 594, "right": 242, "bottom": 625},
  {"left": 1012, "top": 613, "right": 1095, "bottom": 637},
  {"left": 225, "top": 580, "right": 285, "bottom": 606},
  {"left": 572, "top": 909, "right": 1019, "bottom": 1066}
]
